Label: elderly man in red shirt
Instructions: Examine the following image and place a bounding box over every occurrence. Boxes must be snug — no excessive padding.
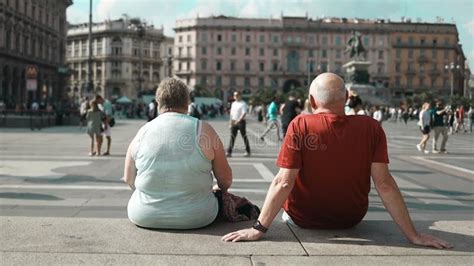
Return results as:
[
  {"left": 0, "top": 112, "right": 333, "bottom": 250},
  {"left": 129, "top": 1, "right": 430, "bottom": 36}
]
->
[{"left": 222, "top": 73, "right": 452, "bottom": 249}]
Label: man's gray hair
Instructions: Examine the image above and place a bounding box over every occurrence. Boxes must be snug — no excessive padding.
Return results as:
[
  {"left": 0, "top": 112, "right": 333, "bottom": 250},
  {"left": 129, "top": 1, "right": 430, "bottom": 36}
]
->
[
  {"left": 310, "top": 77, "right": 346, "bottom": 105},
  {"left": 155, "top": 78, "right": 190, "bottom": 111}
]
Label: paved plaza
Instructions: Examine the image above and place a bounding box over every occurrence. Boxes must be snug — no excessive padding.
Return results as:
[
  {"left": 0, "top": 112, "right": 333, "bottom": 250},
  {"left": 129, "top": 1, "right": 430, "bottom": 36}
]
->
[{"left": 1, "top": 116, "right": 473, "bottom": 264}]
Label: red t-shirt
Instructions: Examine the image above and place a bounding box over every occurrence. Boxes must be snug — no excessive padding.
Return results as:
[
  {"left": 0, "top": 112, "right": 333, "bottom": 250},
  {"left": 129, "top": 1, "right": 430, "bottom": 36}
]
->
[{"left": 277, "top": 113, "right": 389, "bottom": 229}]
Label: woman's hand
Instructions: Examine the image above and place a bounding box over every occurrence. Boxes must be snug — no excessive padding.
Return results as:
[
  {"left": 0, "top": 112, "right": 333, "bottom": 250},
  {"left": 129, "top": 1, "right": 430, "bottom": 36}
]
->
[{"left": 410, "top": 233, "right": 453, "bottom": 249}]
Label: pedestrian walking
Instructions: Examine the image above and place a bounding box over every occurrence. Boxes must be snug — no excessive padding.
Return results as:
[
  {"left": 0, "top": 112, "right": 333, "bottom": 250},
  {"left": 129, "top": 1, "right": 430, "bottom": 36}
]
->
[
  {"left": 260, "top": 97, "right": 282, "bottom": 142},
  {"left": 431, "top": 101, "right": 449, "bottom": 154},
  {"left": 95, "top": 95, "right": 113, "bottom": 156},
  {"left": 187, "top": 95, "right": 202, "bottom": 119},
  {"left": 226, "top": 91, "right": 251, "bottom": 157},
  {"left": 86, "top": 100, "right": 104, "bottom": 156},
  {"left": 346, "top": 95, "right": 367, "bottom": 115},
  {"left": 372, "top": 106, "right": 383, "bottom": 124},
  {"left": 416, "top": 102, "right": 431, "bottom": 154},
  {"left": 148, "top": 99, "right": 158, "bottom": 121},
  {"left": 454, "top": 105, "right": 466, "bottom": 133},
  {"left": 280, "top": 92, "right": 301, "bottom": 136}
]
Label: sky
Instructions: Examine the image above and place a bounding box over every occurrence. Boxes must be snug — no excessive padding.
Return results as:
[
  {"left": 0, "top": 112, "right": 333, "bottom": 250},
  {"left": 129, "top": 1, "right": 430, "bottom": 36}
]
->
[{"left": 67, "top": 0, "right": 474, "bottom": 69}]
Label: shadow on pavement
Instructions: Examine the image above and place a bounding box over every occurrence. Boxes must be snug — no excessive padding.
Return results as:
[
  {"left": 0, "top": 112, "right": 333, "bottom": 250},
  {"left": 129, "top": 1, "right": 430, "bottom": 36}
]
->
[
  {"left": 21, "top": 175, "right": 122, "bottom": 184},
  {"left": 289, "top": 220, "right": 474, "bottom": 254},
  {"left": 0, "top": 192, "right": 63, "bottom": 201}
]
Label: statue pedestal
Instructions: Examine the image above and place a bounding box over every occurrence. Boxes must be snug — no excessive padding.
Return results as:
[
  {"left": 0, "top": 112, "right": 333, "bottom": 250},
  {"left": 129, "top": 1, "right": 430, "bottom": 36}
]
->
[{"left": 343, "top": 60, "right": 388, "bottom": 106}]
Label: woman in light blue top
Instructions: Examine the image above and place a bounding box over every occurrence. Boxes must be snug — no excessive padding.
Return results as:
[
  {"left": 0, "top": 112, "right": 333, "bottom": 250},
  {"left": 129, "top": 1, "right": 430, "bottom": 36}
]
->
[{"left": 123, "top": 78, "right": 233, "bottom": 229}]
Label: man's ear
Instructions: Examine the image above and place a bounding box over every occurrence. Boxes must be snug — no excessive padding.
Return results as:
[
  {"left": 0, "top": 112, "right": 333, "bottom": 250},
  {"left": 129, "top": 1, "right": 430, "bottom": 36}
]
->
[{"left": 309, "top": 95, "right": 317, "bottom": 110}]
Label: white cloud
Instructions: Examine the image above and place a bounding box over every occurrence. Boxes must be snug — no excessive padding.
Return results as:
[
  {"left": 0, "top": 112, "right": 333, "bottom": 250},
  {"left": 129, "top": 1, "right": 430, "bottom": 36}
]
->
[{"left": 465, "top": 20, "right": 474, "bottom": 36}]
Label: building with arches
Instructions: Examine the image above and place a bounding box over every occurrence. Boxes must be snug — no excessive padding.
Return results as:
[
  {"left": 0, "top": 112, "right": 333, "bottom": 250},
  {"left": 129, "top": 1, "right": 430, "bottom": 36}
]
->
[
  {"left": 66, "top": 16, "right": 172, "bottom": 101},
  {"left": 0, "top": 0, "right": 72, "bottom": 109}
]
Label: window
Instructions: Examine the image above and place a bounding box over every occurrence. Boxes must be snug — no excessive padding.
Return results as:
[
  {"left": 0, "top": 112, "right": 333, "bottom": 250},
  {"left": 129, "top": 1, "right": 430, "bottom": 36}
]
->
[
  {"left": 187, "top": 35, "right": 191, "bottom": 42},
  {"left": 321, "top": 49, "right": 327, "bottom": 58},
  {"left": 396, "top": 37, "right": 402, "bottom": 44},
  {"left": 201, "top": 60, "right": 207, "bottom": 70},
  {"left": 395, "top": 62, "right": 400, "bottom": 72},
  {"left": 408, "top": 49, "right": 414, "bottom": 57},
  {"left": 246, "top": 35, "right": 251, "bottom": 42},
  {"left": 420, "top": 49, "right": 425, "bottom": 56},
  {"left": 259, "top": 62, "right": 264, "bottom": 72},
  {"left": 216, "top": 76, "right": 222, "bottom": 87},
  {"left": 231, "top": 34, "right": 237, "bottom": 42},
  {"left": 216, "top": 61, "right": 222, "bottom": 71},
  {"left": 431, "top": 77, "right": 437, "bottom": 87},
  {"left": 200, "top": 76, "right": 207, "bottom": 86},
  {"left": 320, "top": 62, "right": 328, "bottom": 72},
  {"left": 432, "top": 49, "right": 437, "bottom": 58},
  {"left": 230, "top": 61, "right": 236, "bottom": 71},
  {"left": 259, "top": 77, "right": 264, "bottom": 87},
  {"left": 231, "top": 47, "right": 236, "bottom": 55},
  {"left": 336, "top": 50, "right": 341, "bottom": 59},
  {"left": 444, "top": 37, "right": 450, "bottom": 45},
  {"left": 407, "top": 77, "right": 413, "bottom": 88},
  {"left": 408, "top": 36, "right": 414, "bottom": 45},
  {"left": 178, "top": 36, "right": 182, "bottom": 43},
  {"left": 419, "top": 77, "right": 425, "bottom": 87},
  {"left": 420, "top": 38, "right": 425, "bottom": 45},
  {"left": 244, "top": 77, "right": 251, "bottom": 87},
  {"left": 271, "top": 78, "right": 278, "bottom": 88},
  {"left": 272, "top": 35, "right": 279, "bottom": 43},
  {"left": 377, "top": 64, "right": 383, "bottom": 74},
  {"left": 273, "top": 49, "right": 278, "bottom": 56},
  {"left": 202, "top": 33, "right": 208, "bottom": 42},
  {"left": 245, "top": 47, "right": 250, "bottom": 56},
  {"left": 433, "top": 39, "right": 437, "bottom": 46},
  {"left": 201, "top": 47, "right": 207, "bottom": 55},
  {"left": 245, "top": 62, "right": 250, "bottom": 71},
  {"left": 230, "top": 77, "right": 236, "bottom": 86},
  {"left": 378, "top": 50, "right": 384, "bottom": 59},
  {"left": 217, "top": 47, "right": 222, "bottom": 55},
  {"left": 309, "top": 50, "right": 314, "bottom": 58},
  {"left": 309, "top": 36, "right": 315, "bottom": 44},
  {"left": 308, "top": 61, "right": 315, "bottom": 72},
  {"left": 335, "top": 36, "right": 342, "bottom": 46},
  {"left": 395, "top": 77, "right": 400, "bottom": 86},
  {"left": 287, "top": 50, "right": 299, "bottom": 72},
  {"left": 273, "top": 62, "right": 278, "bottom": 71},
  {"left": 178, "top": 47, "right": 182, "bottom": 57},
  {"left": 322, "top": 36, "right": 328, "bottom": 45},
  {"left": 408, "top": 62, "right": 413, "bottom": 71},
  {"left": 396, "top": 49, "right": 401, "bottom": 58},
  {"left": 432, "top": 63, "right": 437, "bottom": 71},
  {"left": 259, "top": 48, "right": 264, "bottom": 56},
  {"left": 217, "top": 34, "right": 222, "bottom": 42},
  {"left": 260, "top": 35, "right": 265, "bottom": 43},
  {"left": 364, "top": 36, "right": 369, "bottom": 46}
]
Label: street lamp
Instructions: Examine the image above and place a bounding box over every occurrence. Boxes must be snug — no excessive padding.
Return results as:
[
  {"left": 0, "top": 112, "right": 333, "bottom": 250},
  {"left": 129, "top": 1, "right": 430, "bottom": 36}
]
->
[
  {"left": 128, "top": 19, "right": 147, "bottom": 96},
  {"left": 445, "top": 62, "right": 460, "bottom": 97}
]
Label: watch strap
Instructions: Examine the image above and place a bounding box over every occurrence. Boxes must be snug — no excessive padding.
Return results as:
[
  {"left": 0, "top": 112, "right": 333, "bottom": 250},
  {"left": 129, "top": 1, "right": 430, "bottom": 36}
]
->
[{"left": 252, "top": 220, "right": 268, "bottom": 233}]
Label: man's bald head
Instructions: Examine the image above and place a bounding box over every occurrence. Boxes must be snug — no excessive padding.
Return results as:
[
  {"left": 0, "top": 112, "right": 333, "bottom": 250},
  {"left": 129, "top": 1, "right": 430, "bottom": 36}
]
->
[{"left": 309, "top": 73, "right": 347, "bottom": 108}]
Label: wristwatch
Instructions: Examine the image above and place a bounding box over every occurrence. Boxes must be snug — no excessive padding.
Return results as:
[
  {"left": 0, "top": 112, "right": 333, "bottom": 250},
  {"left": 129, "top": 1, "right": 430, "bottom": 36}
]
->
[{"left": 252, "top": 220, "right": 268, "bottom": 233}]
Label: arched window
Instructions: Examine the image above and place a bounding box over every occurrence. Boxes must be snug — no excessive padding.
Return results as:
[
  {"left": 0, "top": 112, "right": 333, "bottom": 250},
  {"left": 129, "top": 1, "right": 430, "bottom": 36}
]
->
[{"left": 287, "top": 50, "right": 299, "bottom": 73}]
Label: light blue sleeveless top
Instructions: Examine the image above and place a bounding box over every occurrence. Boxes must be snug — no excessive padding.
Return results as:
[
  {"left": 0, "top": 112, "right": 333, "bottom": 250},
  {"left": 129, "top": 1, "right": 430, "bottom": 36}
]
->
[{"left": 127, "top": 112, "right": 218, "bottom": 229}]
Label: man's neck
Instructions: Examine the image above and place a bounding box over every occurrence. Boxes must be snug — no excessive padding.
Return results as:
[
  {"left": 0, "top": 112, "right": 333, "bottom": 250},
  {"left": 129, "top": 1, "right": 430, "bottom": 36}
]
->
[{"left": 313, "top": 108, "right": 345, "bottom": 116}]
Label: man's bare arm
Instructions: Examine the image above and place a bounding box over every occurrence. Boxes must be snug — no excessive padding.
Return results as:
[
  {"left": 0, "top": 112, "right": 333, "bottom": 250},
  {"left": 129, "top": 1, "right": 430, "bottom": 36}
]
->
[
  {"left": 371, "top": 163, "right": 452, "bottom": 249},
  {"left": 222, "top": 168, "right": 299, "bottom": 242}
]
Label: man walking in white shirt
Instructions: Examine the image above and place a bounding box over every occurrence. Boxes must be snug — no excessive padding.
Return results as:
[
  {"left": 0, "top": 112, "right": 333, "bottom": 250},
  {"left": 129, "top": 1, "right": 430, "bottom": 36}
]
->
[{"left": 227, "top": 91, "right": 251, "bottom": 157}]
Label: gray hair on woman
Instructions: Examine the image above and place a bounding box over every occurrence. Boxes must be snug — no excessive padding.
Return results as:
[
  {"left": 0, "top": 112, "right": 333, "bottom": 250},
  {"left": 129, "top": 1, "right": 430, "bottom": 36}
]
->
[{"left": 155, "top": 78, "right": 190, "bottom": 112}]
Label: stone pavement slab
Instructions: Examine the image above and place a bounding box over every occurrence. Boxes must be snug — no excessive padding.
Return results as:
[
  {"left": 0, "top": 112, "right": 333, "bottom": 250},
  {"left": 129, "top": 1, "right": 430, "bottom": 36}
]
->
[
  {"left": 0, "top": 217, "right": 305, "bottom": 256},
  {"left": 290, "top": 220, "right": 474, "bottom": 256}
]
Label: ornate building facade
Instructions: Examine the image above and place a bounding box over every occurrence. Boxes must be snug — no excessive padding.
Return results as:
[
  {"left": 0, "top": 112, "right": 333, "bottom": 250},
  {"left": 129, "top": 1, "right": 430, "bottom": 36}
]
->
[
  {"left": 66, "top": 16, "right": 171, "bottom": 101},
  {"left": 0, "top": 0, "right": 72, "bottom": 108},
  {"left": 174, "top": 15, "right": 468, "bottom": 101}
]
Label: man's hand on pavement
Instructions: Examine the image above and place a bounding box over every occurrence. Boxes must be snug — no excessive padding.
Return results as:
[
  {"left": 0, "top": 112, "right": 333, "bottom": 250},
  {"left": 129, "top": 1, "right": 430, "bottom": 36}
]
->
[
  {"left": 410, "top": 233, "right": 453, "bottom": 249},
  {"left": 222, "top": 228, "right": 264, "bottom": 242}
]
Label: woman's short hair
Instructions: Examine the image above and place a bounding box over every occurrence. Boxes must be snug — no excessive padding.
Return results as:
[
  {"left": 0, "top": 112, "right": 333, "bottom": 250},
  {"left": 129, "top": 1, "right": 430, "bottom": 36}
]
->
[{"left": 155, "top": 78, "right": 190, "bottom": 111}]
